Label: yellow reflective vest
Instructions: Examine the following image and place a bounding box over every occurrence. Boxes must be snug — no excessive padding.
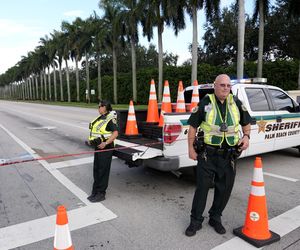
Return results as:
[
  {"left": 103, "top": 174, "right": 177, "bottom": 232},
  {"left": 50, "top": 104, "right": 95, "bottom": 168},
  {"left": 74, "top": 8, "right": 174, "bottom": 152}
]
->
[
  {"left": 88, "top": 113, "right": 113, "bottom": 143},
  {"left": 200, "top": 94, "right": 240, "bottom": 146}
]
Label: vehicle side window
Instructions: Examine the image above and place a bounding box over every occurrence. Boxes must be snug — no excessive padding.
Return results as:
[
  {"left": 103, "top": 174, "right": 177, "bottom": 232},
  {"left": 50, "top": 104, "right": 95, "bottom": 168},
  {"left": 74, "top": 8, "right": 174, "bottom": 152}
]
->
[
  {"left": 269, "top": 89, "right": 294, "bottom": 112},
  {"left": 245, "top": 88, "right": 270, "bottom": 111}
]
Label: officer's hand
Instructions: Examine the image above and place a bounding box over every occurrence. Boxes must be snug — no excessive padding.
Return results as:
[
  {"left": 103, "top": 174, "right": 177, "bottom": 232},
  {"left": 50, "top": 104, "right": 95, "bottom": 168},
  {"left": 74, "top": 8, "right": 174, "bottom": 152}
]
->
[
  {"left": 189, "top": 148, "right": 198, "bottom": 160},
  {"left": 98, "top": 142, "right": 106, "bottom": 149},
  {"left": 238, "top": 136, "right": 249, "bottom": 150}
]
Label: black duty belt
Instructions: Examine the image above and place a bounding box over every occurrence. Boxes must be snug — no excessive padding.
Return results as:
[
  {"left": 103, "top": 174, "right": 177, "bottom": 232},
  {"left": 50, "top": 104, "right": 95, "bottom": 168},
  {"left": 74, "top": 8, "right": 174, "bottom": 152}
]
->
[{"left": 205, "top": 145, "right": 236, "bottom": 155}]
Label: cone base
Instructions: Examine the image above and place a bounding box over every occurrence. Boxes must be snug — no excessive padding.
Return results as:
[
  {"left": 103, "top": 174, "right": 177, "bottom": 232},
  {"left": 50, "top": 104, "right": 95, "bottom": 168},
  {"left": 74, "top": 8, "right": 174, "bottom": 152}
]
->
[{"left": 233, "top": 226, "right": 280, "bottom": 248}]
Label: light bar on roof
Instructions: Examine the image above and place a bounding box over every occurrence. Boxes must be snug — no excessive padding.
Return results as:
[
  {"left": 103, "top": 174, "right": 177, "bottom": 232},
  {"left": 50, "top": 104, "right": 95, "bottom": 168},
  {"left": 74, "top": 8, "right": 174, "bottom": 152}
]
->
[{"left": 231, "top": 78, "right": 267, "bottom": 84}]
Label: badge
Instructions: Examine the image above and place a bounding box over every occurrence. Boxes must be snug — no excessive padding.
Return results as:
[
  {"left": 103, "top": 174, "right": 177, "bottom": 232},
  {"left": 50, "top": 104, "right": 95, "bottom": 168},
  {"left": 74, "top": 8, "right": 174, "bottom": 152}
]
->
[
  {"left": 219, "top": 122, "right": 228, "bottom": 132},
  {"left": 192, "top": 106, "right": 198, "bottom": 113},
  {"left": 112, "top": 118, "right": 117, "bottom": 124},
  {"left": 204, "top": 104, "right": 212, "bottom": 113}
]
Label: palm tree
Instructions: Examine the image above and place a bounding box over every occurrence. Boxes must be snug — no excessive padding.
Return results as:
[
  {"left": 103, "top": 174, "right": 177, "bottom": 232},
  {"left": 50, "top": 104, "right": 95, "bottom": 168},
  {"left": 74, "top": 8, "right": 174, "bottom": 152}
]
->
[
  {"left": 60, "top": 28, "right": 72, "bottom": 102},
  {"left": 140, "top": 0, "right": 166, "bottom": 102},
  {"left": 99, "top": 0, "right": 124, "bottom": 104},
  {"left": 39, "top": 35, "right": 54, "bottom": 101},
  {"left": 80, "top": 18, "right": 94, "bottom": 103},
  {"left": 185, "top": 0, "right": 220, "bottom": 84},
  {"left": 237, "top": 0, "right": 245, "bottom": 79},
  {"left": 119, "top": 0, "right": 141, "bottom": 103},
  {"left": 89, "top": 12, "right": 107, "bottom": 101},
  {"left": 51, "top": 30, "right": 65, "bottom": 101},
  {"left": 140, "top": 0, "right": 186, "bottom": 101},
  {"left": 62, "top": 20, "right": 81, "bottom": 102},
  {"left": 253, "top": 0, "right": 270, "bottom": 78}
]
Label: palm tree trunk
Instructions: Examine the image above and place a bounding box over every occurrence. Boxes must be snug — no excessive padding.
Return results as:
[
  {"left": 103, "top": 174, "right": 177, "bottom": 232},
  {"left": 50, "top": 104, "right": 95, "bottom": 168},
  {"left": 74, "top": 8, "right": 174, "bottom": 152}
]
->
[
  {"left": 191, "top": 6, "right": 198, "bottom": 85},
  {"left": 25, "top": 79, "right": 29, "bottom": 100},
  {"left": 157, "top": 23, "right": 164, "bottom": 102},
  {"left": 237, "top": 0, "right": 245, "bottom": 79},
  {"left": 75, "top": 57, "right": 80, "bottom": 102},
  {"left": 40, "top": 71, "right": 44, "bottom": 101},
  {"left": 22, "top": 81, "right": 25, "bottom": 100},
  {"left": 48, "top": 66, "right": 52, "bottom": 101},
  {"left": 59, "top": 62, "right": 64, "bottom": 101},
  {"left": 112, "top": 47, "right": 118, "bottom": 104},
  {"left": 65, "top": 59, "right": 71, "bottom": 102},
  {"left": 35, "top": 75, "right": 39, "bottom": 100},
  {"left": 28, "top": 77, "right": 33, "bottom": 100},
  {"left": 31, "top": 77, "right": 35, "bottom": 100},
  {"left": 52, "top": 63, "right": 57, "bottom": 101},
  {"left": 44, "top": 69, "right": 47, "bottom": 101},
  {"left": 257, "top": 0, "right": 264, "bottom": 78},
  {"left": 130, "top": 39, "right": 137, "bottom": 102},
  {"left": 85, "top": 50, "right": 90, "bottom": 103},
  {"left": 97, "top": 55, "right": 102, "bottom": 101}
]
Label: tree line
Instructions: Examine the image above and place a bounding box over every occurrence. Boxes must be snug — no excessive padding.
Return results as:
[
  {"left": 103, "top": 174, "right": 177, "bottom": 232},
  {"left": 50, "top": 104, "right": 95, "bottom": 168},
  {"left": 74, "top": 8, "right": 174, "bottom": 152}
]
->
[{"left": 0, "top": 0, "right": 299, "bottom": 104}]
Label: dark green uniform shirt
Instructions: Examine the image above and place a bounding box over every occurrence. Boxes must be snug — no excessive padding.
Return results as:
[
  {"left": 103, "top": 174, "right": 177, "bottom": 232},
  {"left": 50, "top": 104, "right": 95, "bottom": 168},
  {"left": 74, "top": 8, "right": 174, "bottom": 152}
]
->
[{"left": 188, "top": 94, "right": 252, "bottom": 147}]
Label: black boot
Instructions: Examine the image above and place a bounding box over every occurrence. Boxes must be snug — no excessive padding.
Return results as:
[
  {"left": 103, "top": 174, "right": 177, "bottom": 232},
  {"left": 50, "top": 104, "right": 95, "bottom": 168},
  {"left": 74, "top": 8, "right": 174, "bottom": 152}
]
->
[
  {"left": 208, "top": 219, "right": 226, "bottom": 234},
  {"left": 185, "top": 221, "right": 202, "bottom": 237},
  {"left": 89, "top": 192, "right": 106, "bottom": 202},
  {"left": 87, "top": 192, "right": 96, "bottom": 201}
]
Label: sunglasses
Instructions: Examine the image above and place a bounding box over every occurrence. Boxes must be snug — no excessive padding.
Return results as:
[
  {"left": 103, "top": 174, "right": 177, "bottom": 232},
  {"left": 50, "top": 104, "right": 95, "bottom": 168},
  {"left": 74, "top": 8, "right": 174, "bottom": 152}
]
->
[{"left": 218, "top": 83, "right": 231, "bottom": 88}]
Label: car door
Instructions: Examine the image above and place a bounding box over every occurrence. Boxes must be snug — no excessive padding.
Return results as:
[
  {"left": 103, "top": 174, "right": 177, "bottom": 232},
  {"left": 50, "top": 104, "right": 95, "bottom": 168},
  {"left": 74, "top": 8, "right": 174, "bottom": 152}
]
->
[
  {"left": 241, "top": 86, "right": 276, "bottom": 157},
  {"left": 268, "top": 87, "right": 300, "bottom": 150}
]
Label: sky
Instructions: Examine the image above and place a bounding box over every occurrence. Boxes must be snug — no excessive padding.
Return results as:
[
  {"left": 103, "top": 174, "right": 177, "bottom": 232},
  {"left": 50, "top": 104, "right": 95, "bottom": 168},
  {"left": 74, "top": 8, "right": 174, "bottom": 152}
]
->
[{"left": 0, "top": 0, "right": 256, "bottom": 75}]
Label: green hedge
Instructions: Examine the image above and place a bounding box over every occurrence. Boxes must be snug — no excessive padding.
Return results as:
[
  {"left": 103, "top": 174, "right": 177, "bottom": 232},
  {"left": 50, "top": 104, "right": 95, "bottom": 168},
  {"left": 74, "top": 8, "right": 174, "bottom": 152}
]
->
[{"left": 71, "top": 60, "right": 300, "bottom": 104}]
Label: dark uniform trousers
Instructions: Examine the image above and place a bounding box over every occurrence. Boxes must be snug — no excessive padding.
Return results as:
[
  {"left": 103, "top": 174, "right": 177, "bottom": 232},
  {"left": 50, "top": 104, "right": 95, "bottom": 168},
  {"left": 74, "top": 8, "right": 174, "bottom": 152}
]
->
[
  {"left": 191, "top": 147, "right": 236, "bottom": 224},
  {"left": 92, "top": 148, "right": 114, "bottom": 194}
]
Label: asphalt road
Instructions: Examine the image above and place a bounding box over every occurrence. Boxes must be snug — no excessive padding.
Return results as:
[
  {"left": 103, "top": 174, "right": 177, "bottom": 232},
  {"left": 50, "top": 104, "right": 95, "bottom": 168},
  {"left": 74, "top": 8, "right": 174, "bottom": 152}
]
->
[{"left": 0, "top": 100, "right": 300, "bottom": 250}]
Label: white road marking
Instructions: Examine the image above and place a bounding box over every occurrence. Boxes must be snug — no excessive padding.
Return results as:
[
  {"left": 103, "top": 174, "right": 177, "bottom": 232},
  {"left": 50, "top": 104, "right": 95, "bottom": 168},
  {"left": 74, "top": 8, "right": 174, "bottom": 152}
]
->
[
  {"left": 50, "top": 156, "right": 94, "bottom": 169},
  {"left": 0, "top": 203, "right": 116, "bottom": 250},
  {"left": 27, "top": 126, "right": 57, "bottom": 130},
  {"left": 0, "top": 124, "right": 117, "bottom": 248},
  {"left": 49, "top": 156, "right": 117, "bottom": 169},
  {"left": 264, "top": 172, "right": 298, "bottom": 182},
  {"left": 212, "top": 205, "right": 300, "bottom": 249}
]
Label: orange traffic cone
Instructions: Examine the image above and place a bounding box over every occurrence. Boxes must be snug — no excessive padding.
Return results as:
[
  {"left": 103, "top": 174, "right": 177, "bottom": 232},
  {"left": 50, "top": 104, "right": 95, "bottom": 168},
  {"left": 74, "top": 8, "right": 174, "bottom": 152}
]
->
[
  {"left": 159, "top": 80, "right": 172, "bottom": 127},
  {"left": 233, "top": 157, "right": 280, "bottom": 248},
  {"left": 53, "top": 205, "right": 74, "bottom": 250},
  {"left": 190, "top": 80, "right": 199, "bottom": 112},
  {"left": 176, "top": 81, "right": 186, "bottom": 113},
  {"left": 125, "top": 100, "right": 140, "bottom": 137},
  {"left": 146, "top": 79, "right": 159, "bottom": 123}
]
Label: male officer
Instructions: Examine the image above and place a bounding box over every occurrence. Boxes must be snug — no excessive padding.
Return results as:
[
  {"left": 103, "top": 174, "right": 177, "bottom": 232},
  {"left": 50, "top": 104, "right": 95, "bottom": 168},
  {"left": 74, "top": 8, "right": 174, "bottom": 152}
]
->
[
  {"left": 87, "top": 100, "right": 118, "bottom": 202},
  {"left": 185, "top": 74, "right": 251, "bottom": 236}
]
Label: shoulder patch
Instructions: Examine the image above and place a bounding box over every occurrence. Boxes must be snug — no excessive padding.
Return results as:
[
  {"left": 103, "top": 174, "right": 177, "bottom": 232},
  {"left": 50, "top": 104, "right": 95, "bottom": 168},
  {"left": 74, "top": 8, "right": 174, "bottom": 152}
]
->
[
  {"left": 241, "top": 104, "right": 248, "bottom": 112},
  {"left": 192, "top": 106, "right": 199, "bottom": 113},
  {"left": 112, "top": 118, "right": 117, "bottom": 124},
  {"left": 204, "top": 104, "right": 212, "bottom": 113}
]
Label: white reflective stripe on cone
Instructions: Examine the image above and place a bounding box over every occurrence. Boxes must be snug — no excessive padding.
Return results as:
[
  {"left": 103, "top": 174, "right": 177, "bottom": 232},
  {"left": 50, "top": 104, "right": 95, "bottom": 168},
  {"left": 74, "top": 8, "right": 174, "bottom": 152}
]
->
[
  {"left": 253, "top": 168, "right": 264, "bottom": 182},
  {"left": 129, "top": 106, "right": 135, "bottom": 113},
  {"left": 149, "top": 94, "right": 157, "bottom": 100},
  {"left": 127, "top": 115, "right": 136, "bottom": 121},
  {"left": 54, "top": 225, "right": 72, "bottom": 249},
  {"left": 250, "top": 185, "right": 266, "bottom": 196},
  {"left": 163, "top": 96, "right": 171, "bottom": 102},
  {"left": 177, "top": 103, "right": 185, "bottom": 109}
]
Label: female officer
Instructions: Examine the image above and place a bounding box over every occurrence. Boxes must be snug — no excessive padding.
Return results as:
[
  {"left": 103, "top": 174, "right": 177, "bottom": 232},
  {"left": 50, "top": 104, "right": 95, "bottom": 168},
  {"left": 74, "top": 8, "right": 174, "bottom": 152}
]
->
[{"left": 87, "top": 100, "right": 118, "bottom": 202}]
